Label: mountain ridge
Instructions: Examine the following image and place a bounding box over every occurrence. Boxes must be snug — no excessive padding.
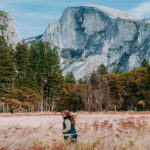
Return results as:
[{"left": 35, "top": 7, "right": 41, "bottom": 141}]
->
[{"left": 25, "top": 5, "right": 150, "bottom": 79}]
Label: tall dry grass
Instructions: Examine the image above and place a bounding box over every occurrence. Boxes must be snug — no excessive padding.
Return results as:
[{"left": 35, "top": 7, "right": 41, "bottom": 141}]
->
[{"left": 0, "top": 112, "right": 150, "bottom": 150}]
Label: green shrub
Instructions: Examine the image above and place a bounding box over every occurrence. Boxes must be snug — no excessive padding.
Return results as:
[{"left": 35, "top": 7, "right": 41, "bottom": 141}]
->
[{"left": 0, "top": 108, "right": 3, "bottom": 113}]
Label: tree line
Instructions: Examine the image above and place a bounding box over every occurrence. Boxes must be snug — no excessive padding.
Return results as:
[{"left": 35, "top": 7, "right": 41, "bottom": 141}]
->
[
  {"left": 0, "top": 36, "right": 63, "bottom": 112},
  {"left": 86, "top": 63, "right": 150, "bottom": 111},
  {"left": 0, "top": 35, "right": 150, "bottom": 112}
]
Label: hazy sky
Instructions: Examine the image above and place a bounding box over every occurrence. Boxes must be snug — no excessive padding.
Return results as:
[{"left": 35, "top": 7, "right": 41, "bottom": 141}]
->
[{"left": 0, "top": 0, "right": 150, "bottom": 39}]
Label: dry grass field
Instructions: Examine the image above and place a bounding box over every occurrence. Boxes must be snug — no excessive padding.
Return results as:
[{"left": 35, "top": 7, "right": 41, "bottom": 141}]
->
[{"left": 0, "top": 112, "right": 150, "bottom": 150}]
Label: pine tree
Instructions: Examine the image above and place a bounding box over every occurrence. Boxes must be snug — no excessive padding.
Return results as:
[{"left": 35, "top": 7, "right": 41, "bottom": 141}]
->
[
  {"left": 97, "top": 64, "right": 108, "bottom": 75},
  {"left": 28, "top": 41, "right": 39, "bottom": 90},
  {"left": 15, "top": 41, "right": 30, "bottom": 87},
  {"left": 0, "top": 36, "right": 14, "bottom": 98},
  {"left": 37, "top": 40, "right": 47, "bottom": 88},
  {"left": 112, "top": 64, "right": 118, "bottom": 74},
  {"left": 29, "top": 41, "right": 39, "bottom": 73},
  {"left": 36, "top": 41, "right": 47, "bottom": 111},
  {"left": 45, "top": 44, "right": 64, "bottom": 111},
  {"left": 141, "top": 59, "right": 149, "bottom": 68},
  {"left": 78, "top": 78, "right": 84, "bottom": 84},
  {"left": 65, "top": 72, "right": 76, "bottom": 83},
  {"left": 146, "top": 65, "right": 150, "bottom": 90}
]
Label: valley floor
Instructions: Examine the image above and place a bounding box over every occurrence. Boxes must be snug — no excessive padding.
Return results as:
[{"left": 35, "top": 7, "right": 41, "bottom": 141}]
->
[{"left": 0, "top": 112, "right": 150, "bottom": 150}]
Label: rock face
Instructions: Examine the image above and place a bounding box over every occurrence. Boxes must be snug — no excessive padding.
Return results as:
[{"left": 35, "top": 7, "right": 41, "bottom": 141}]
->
[
  {"left": 0, "top": 11, "right": 20, "bottom": 47},
  {"left": 27, "top": 5, "right": 150, "bottom": 79}
]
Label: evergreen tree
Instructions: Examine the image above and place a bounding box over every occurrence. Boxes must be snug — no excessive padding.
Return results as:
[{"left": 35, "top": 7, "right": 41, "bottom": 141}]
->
[
  {"left": 15, "top": 41, "right": 30, "bottom": 87},
  {"left": 112, "top": 64, "right": 118, "bottom": 74},
  {"left": 146, "top": 65, "right": 150, "bottom": 90},
  {"left": 35, "top": 40, "right": 47, "bottom": 111},
  {"left": 45, "top": 44, "right": 64, "bottom": 111},
  {"left": 37, "top": 40, "right": 47, "bottom": 90},
  {"left": 97, "top": 64, "right": 108, "bottom": 75},
  {"left": 0, "top": 36, "right": 14, "bottom": 98},
  {"left": 141, "top": 59, "right": 149, "bottom": 68},
  {"left": 29, "top": 41, "right": 39, "bottom": 73},
  {"left": 65, "top": 72, "right": 76, "bottom": 84},
  {"left": 78, "top": 78, "right": 84, "bottom": 84},
  {"left": 26, "top": 67, "right": 38, "bottom": 90},
  {"left": 90, "top": 71, "right": 98, "bottom": 89},
  {"left": 58, "top": 83, "right": 85, "bottom": 111},
  {"left": 28, "top": 41, "right": 39, "bottom": 90}
]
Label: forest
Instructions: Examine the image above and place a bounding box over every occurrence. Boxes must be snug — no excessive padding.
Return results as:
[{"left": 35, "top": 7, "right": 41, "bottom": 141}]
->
[{"left": 0, "top": 36, "right": 150, "bottom": 112}]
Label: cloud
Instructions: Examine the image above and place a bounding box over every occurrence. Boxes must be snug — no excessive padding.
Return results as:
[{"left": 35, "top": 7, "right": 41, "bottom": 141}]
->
[{"left": 129, "top": 2, "right": 150, "bottom": 19}]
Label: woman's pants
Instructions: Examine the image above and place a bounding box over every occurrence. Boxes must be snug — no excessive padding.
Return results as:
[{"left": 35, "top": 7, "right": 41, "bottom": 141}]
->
[{"left": 64, "top": 134, "right": 78, "bottom": 144}]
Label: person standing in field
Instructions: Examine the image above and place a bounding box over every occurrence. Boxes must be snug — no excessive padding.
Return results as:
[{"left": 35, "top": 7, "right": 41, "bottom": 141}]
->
[{"left": 61, "top": 110, "right": 78, "bottom": 144}]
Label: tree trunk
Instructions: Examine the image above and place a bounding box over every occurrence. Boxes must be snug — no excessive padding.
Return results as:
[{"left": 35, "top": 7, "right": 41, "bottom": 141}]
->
[
  {"left": 38, "top": 103, "right": 39, "bottom": 112},
  {"left": 87, "top": 76, "right": 91, "bottom": 112},
  {"left": 41, "top": 99, "right": 43, "bottom": 112},
  {"left": 6, "top": 103, "right": 8, "bottom": 113},
  {"left": 105, "top": 77, "right": 111, "bottom": 111},
  {"left": 115, "top": 105, "right": 117, "bottom": 111},
  {"left": 49, "top": 93, "right": 51, "bottom": 111},
  {"left": 98, "top": 73, "right": 102, "bottom": 112},
  {"left": 45, "top": 97, "right": 47, "bottom": 112},
  {"left": 3, "top": 103, "right": 5, "bottom": 113},
  {"left": 40, "top": 83, "right": 43, "bottom": 112},
  {"left": 51, "top": 95, "right": 55, "bottom": 112},
  {"left": 48, "top": 100, "right": 51, "bottom": 111}
]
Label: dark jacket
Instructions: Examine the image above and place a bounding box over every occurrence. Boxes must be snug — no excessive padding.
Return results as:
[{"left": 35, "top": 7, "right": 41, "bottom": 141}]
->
[{"left": 63, "top": 116, "right": 77, "bottom": 136}]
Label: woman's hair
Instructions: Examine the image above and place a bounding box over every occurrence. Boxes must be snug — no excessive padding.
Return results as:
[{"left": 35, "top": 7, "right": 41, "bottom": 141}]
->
[{"left": 61, "top": 110, "right": 76, "bottom": 126}]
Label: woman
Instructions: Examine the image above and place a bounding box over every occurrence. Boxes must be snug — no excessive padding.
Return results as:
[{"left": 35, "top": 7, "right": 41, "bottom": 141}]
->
[{"left": 61, "top": 110, "right": 78, "bottom": 143}]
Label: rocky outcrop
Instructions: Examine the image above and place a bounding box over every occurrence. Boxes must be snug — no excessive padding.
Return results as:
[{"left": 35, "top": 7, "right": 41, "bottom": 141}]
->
[
  {"left": 26, "top": 5, "right": 150, "bottom": 80},
  {"left": 0, "top": 11, "right": 20, "bottom": 47}
]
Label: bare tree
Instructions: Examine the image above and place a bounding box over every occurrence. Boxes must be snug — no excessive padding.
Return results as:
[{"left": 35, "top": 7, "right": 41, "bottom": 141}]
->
[
  {"left": 87, "top": 75, "right": 91, "bottom": 111},
  {"left": 83, "top": 62, "right": 92, "bottom": 112},
  {"left": 98, "top": 72, "right": 102, "bottom": 111},
  {"left": 104, "top": 76, "right": 111, "bottom": 111}
]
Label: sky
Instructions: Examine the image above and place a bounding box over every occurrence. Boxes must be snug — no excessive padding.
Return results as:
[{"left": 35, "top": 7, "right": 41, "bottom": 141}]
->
[{"left": 0, "top": 0, "right": 150, "bottom": 39}]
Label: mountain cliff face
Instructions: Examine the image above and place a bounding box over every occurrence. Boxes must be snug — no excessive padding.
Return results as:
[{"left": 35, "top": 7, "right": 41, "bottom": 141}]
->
[
  {"left": 27, "top": 5, "right": 150, "bottom": 79},
  {"left": 0, "top": 11, "right": 20, "bottom": 47}
]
